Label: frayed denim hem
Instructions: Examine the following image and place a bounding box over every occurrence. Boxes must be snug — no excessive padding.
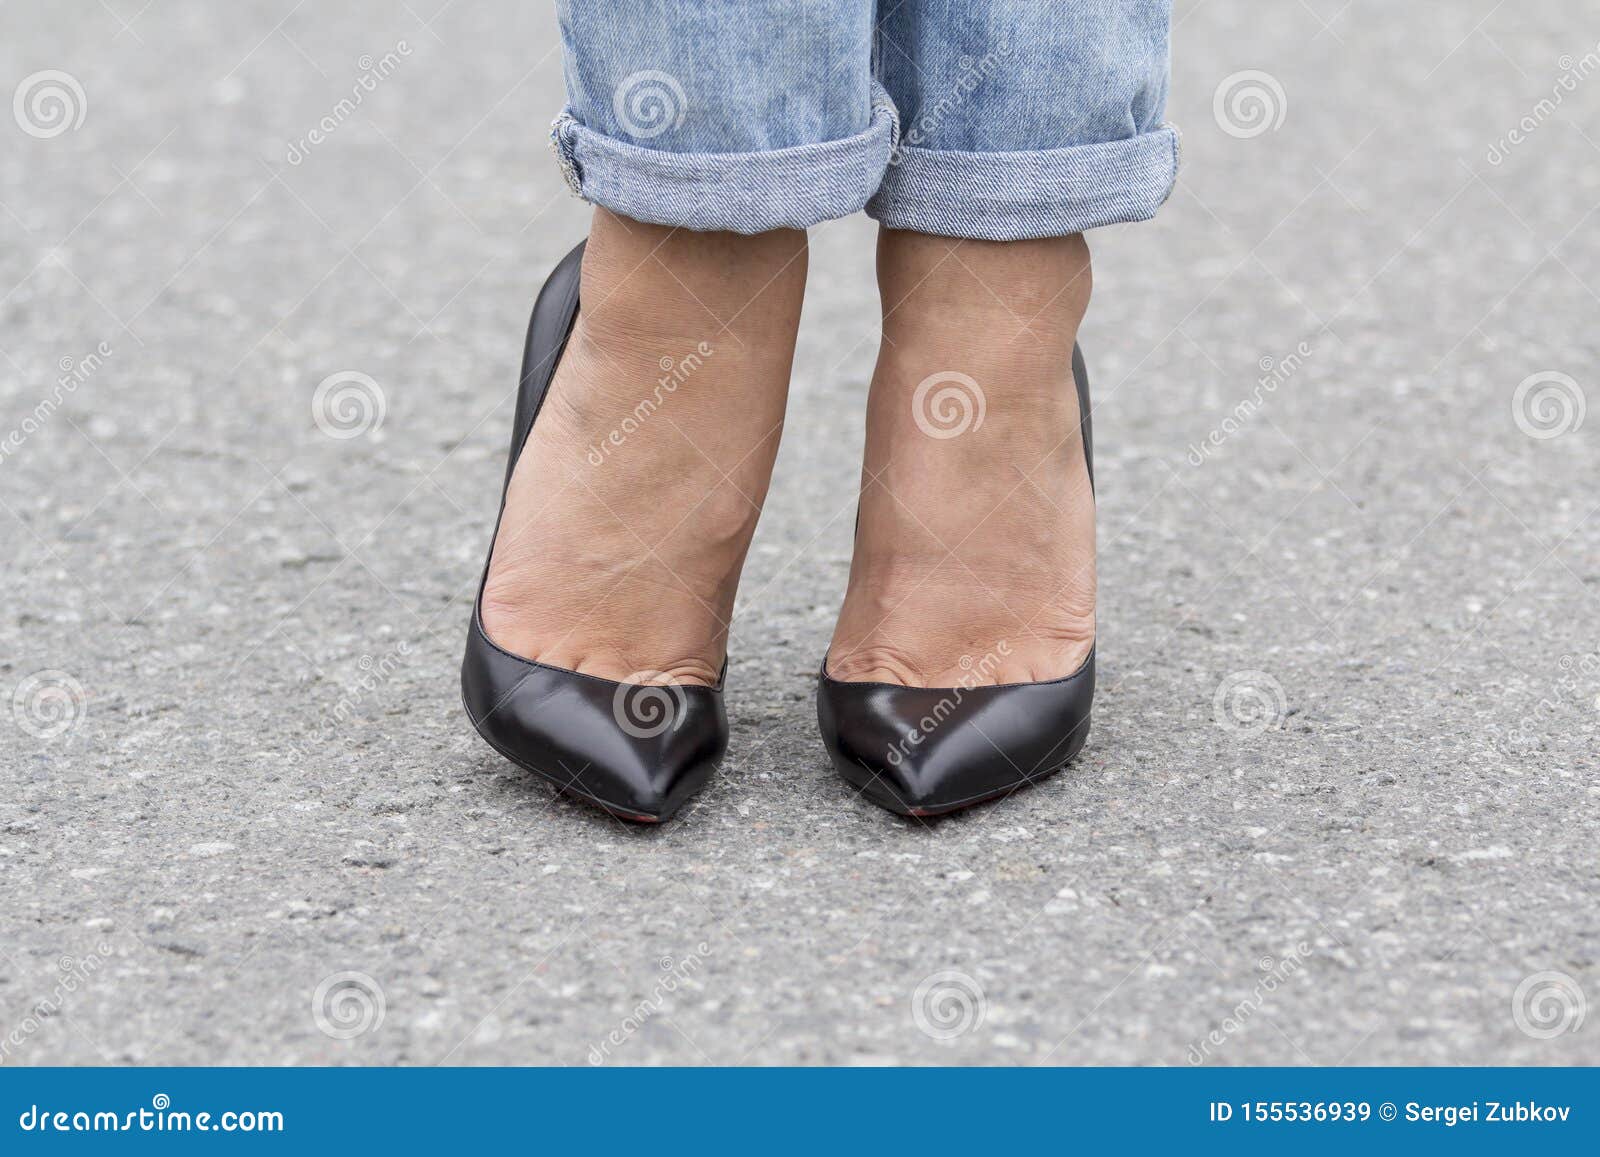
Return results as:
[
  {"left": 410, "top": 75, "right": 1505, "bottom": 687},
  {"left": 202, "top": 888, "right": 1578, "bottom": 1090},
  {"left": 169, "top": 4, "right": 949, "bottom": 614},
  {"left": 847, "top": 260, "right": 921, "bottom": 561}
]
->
[
  {"left": 551, "top": 83, "right": 900, "bottom": 235},
  {"left": 866, "top": 124, "right": 1181, "bottom": 241}
]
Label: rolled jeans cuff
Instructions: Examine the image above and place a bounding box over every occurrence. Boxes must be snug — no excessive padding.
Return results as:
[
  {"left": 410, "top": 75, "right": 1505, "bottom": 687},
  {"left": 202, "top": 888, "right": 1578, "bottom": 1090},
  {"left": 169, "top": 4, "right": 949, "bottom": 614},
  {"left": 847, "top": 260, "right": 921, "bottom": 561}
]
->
[
  {"left": 550, "top": 83, "right": 900, "bottom": 234},
  {"left": 867, "top": 125, "right": 1181, "bottom": 241}
]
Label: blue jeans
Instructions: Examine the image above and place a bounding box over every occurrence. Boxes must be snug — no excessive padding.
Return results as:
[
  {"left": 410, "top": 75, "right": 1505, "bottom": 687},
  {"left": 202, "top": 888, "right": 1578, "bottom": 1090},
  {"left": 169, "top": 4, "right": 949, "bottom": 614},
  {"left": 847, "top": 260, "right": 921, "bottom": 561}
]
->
[{"left": 551, "top": 1, "right": 1177, "bottom": 240}]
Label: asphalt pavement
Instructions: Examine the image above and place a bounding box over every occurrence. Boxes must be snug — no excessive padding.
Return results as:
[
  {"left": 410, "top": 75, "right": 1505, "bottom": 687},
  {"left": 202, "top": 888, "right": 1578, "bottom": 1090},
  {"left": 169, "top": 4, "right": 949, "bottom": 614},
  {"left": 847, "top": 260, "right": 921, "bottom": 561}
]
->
[{"left": 2, "top": 1, "right": 1596, "bottom": 1064}]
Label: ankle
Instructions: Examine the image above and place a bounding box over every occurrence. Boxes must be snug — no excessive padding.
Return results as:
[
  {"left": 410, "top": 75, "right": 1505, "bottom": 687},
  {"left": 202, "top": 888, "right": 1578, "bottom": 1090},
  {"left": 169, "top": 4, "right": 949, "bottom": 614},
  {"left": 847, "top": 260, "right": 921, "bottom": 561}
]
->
[
  {"left": 579, "top": 208, "right": 808, "bottom": 351},
  {"left": 550, "top": 318, "right": 719, "bottom": 419},
  {"left": 876, "top": 229, "right": 1090, "bottom": 353}
]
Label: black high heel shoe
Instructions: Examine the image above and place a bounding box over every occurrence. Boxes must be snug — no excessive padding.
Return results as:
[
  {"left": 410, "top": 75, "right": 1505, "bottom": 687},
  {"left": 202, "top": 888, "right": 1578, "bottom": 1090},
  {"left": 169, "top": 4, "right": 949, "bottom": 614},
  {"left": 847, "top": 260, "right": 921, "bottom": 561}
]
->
[
  {"left": 460, "top": 241, "right": 726, "bottom": 823},
  {"left": 815, "top": 344, "right": 1096, "bottom": 818}
]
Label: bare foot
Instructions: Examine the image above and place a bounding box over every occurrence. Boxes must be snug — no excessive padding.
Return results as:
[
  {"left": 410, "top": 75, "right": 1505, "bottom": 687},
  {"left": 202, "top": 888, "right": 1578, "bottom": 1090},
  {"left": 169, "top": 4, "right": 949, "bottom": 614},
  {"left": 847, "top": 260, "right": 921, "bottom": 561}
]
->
[
  {"left": 481, "top": 208, "right": 806, "bottom": 685},
  {"left": 826, "top": 229, "right": 1096, "bottom": 687}
]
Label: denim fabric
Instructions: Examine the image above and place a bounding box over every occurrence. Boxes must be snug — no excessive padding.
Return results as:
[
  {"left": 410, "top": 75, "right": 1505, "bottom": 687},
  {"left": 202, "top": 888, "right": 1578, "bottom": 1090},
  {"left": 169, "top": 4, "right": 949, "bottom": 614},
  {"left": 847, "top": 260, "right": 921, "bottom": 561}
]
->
[{"left": 552, "top": 1, "right": 1176, "bottom": 240}]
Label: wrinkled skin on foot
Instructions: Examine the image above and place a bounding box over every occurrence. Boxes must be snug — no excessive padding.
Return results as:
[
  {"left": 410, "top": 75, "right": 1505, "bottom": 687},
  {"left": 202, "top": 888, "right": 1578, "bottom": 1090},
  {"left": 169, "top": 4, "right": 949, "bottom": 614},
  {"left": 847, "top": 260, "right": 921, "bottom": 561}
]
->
[
  {"left": 482, "top": 208, "right": 807, "bottom": 686},
  {"left": 826, "top": 229, "right": 1097, "bottom": 688}
]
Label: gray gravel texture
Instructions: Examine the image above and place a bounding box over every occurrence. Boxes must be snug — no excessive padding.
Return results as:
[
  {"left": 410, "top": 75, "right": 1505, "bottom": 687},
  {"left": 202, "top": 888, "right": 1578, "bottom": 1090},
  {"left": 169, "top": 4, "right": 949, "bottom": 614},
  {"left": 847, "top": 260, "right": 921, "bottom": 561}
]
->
[{"left": 2, "top": 1, "right": 1598, "bottom": 1067}]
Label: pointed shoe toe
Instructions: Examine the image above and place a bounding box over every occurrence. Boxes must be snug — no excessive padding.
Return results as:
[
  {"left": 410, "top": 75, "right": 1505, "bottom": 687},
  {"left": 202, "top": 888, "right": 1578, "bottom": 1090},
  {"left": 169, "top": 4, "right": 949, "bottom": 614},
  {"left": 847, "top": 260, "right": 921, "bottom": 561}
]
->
[
  {"left": 462, "top": 622, "right": 726, "bottom": 822},
  {"left": 816, "top": 654, "right": 1094, "bottom": 816}
]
